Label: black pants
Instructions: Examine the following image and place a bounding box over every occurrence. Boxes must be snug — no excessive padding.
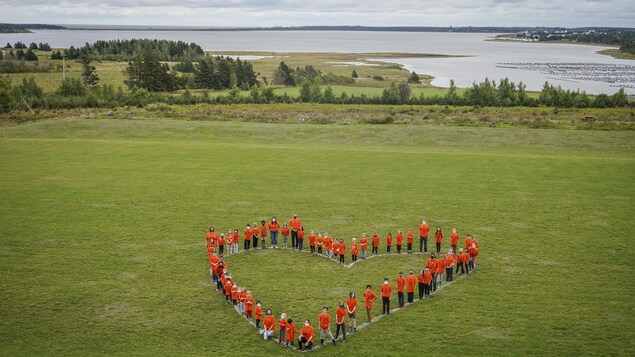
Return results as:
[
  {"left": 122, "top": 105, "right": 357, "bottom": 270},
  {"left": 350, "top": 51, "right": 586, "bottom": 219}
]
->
[
  {"left": 436, "top": 242, "right": 441, "bottom": 253},
  {"left": 318, "top": 247, "right": 322, "bottom": 254},
  {"left": 457, "top": 262, "right": 465, "bottom": 274},
  {"left": 431, "top": 273, "right": 437, "bottom": 291},
  {"left": 420, "top": 237, "right": 428, "bottom": 252},
  {"left": 451, "top": 244, "right": 457, "bottom": 254},
  {"left": 252, "top": 235, "right": 258, "bottom": 248},
  {"left": 418, "top": 282, "right": 424, "bottom": 299},
  {"left": 424, "top": 283, "right": 430, "bottom": 296},
  {"left": 335, "top": 323, "right": 346, "bottom": 340},
  {"left": 291, "top": 230, "right": 299, "bottom": 248},
  {"left": 299, "top": 337, "right": 313, "bottom": 350},
  {"left": 446, "top": 267, "right": 453, "bottom": 282},
  {"left": 219, "top": 246, "right": 224, "bottom": 254},
  {"left": 387, "top": 246, "right": 391, "bottom": 253},
  {"left": 382, "top": 297, "right": 390, "bottom": 314},
  {"left": 244, "top": 239, "right": 250, "bottom": 250},
  {"left": 397, "top": 245, "right": 401, "bottom": 254},
  {"left": 352, "top": 255, "right": 357, "bottom": 262},
  {"left": 372, "top": 247, "right": 378, "bottom": 255},
  {"left": 407, "top": 292, "right": 414, "bottom": 303},
  {"left": 310, "top": 245, "right": 315, "bottom": 253},
  {"left": 407, "top": 243, "right": 412, "bottom": 252},
  {"left": 298, "top": 239, "right": 303, "bottom": 250},
  {"left": 256, "top": 319, "right": 260, "bottom": 328},
  {"left": 398, "top": 292, "right": 404, "bottom": 307},
  {"left": 339, "top": 254, "right": 345, "bottom": 264}
]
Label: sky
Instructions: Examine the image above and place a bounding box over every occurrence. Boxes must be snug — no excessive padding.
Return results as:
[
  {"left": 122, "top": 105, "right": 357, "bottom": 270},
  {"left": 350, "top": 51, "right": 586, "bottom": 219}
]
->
[{"left": 0, "top": 0, "right": 633, "bottom": 28}]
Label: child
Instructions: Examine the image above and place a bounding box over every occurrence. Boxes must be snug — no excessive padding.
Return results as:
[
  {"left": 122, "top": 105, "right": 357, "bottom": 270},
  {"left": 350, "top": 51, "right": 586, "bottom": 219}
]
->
[
  {"left": 371, "top": 233, "right": 379, "bottom": 255},
  {"left": 417, "top": 269, "right": 425, "bottom": 300},
  {"left": 298, "top": 320, "right": 315, "bottom": 351},
  {"left": 251, "top": 222, "right": 259, "bottom": 249},
  {"left": 360, "top": 233, "right": 368, "bottom": 259},
  {"left": 230, "top": 283, "right": 238, "bottom": 305},
  {"left": 469, "top": 243, "right": 478, "bottom": 270},
  {"left": 457, "top": 248, "right": 466, "bottom": 274},
  {"left": 338, "top": 239, "right": 346, "bottom": 264},
  {"left": 325, "top": 233, "right": 333, "bottom": 259},
  {"left": 406, "top": 270, "right": 417, "bottom": 303},
  {"left": 244, "top": 224, "right": 252, "bottom": 250},
  {"left": 396, "top": 272, "right": 405, "bottom": 308},
  {"left": 450, "top": 228, "right": 459, "bottom": 254},
  {"left": 465, "top": 234, "right": 473, "bottom": 251},
  {"left": 423, "top": 268, "right": 433, "bottom": 296},
  {"left": 239, "top": 288, "right": 247, "bottom": 315},
  {"left": 346, "top": 291, "right": 358, "bottom": 332},
  {"left": 445, "top": 250, "right": 455, "bottom": 282},
  {"left": 260, "top": 309, "right": 275, "bottom": 340},
  {"left": 278, "top": 313, "right": 288, "bottom": 345},
  {"left": 226, "top": 230, "right": 234, "bottom": 256},
  {"left": 218, "top": 234, "right": 225, "bottom": 255},
  {"left": 407, "top": 228, "right": 414, "bottom": 254},
  {"left": 245, "top": 291, "right": 254, "bottom": 320},
  {"left": 380, "top": 278, "right": 392, "bottom": 315},
  {"left": 259, "top": 220, "right": 267, "bottom": 249},
  {"left": 363, "top": 285, "right": 377, "bottom": 323},
  {"left": 427, "top": 254, "right": 437, "bottom": 291},
  {"left": 285, "top": 318, "right": 296, "bottom": 348},
  {"left": 233, "top": 229, "right": 240, "bottom": 254},
  {"left": 206, "top": 227, "right": 217, "bottom": 250},
  {"left": 350, "top": 238, "right": 359, "bottom": 263},
  {"left": 268, "top": 217, "right": 280, "bottom": 249},
  {"left": 281, "top": 224, "right": 290, "bottom": 249},
  {"left": 255, "top": 301, "right": 262, "bottom": 328},
  {"left": 318, "top": 307, "right": 336, "bottom": 346},
  {"left": 316, "top": 233, "right": 324, "bottom": 255},
  {"left": 435, "top": 226, "right": 443, "bottom": 254},
  {"left": 436, "top": 254, "right": 446, "bottom": 289},
  {"left": 308, "top": 230, "right": 316, "bottom": 253},
  {"left": 396, "top": 230, "right": 403, "bottom": 254},
  {"left": 335, "top": 302, "right": 347, "bottom": 342},
  {"left": 333, "top": 238, "right": 341, "bottom": 259},
  {"left": 224, "top": 276, "right": 232, "bottom": 303},
  {"left": 297, "top": 226, "right": 305, "bottom": 251},
  {"left": 385, "top": 233, "right": 392, "bottom": 254}
]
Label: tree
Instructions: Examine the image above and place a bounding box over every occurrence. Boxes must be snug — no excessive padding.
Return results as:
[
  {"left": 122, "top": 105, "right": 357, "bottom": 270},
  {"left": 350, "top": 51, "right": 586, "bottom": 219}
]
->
[
  {"left": 124, "top": 48, "right": 176, "bottom": 92},
  {"left": 51, "top": 51, "right": 63, "bottom": 60},
  {"left": 445, "top": 80, "right": 460, "bottom": 105},
  {"left": 299, "top": 80, "right": 312, "bottom": 102},
  {"left": 58, "top": 77, "right": 86, "bottom": 96},
  {"left": 14, "top": 41, "right": 26, "bottom": 49},
  {"left": 13, "top": 77, "right": 43, "bottom": 99},
  {"left": 397, "top": 82, "right": 411, "bottom": 102},
  {"left": 24, "top": 49, "right": 38, "bottom": 61},
  {"left": 29, "top": 42, "right": 38, "bottom": 50},
  {"left": 272, "top": 62, "right": 295, "bottom": 86},
  {"left": 351, "top": 70, "right": 358, "bottom": 78},
  {"left": 4, "top": 42, "right": 12, "bottom": 49},
  {"left": 0, "top": 76, "right": 15, "bottom": 113},
  {"left": 408, "top": 71, "right": 421, "bottom": 83},
  {"left": 79, "top": 56, "right": 100, "bottom": 88}
]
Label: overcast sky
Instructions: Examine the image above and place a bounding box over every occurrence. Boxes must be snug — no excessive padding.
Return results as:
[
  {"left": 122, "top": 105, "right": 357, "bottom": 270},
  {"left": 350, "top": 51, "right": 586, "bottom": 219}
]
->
[{"left": 1, "top": 0, "right": 633, "bottom": 27}]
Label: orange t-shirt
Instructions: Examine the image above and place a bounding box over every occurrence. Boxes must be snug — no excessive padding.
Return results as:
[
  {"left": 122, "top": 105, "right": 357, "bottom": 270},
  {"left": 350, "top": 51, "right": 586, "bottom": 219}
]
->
[
  {"left": 226, "top": 235, "right": 233, "bottom": 245},
  {"left": 233, "top": 232, "right": 240, "bottom": 243},
  {"left": 281, "top": 227, "right": 290, "bottom": 236},
  {"left": 289, "top": 218, "right": 302, "bottom": 231},
  {"left": 445, "top": 255, "right": 455, "bottom": 268},
  {"left": 450, "top": 233, "right": 459, "bottom": 245},
  {"left": 364, "top": 290, "right": 377, "bottom": 307},
  {"left": 300, "top": 325, "right": 314, "bottom": 342},
  {"left": 465, "top": 237, "right": 473, "bottom": 249},
  {"left": 406, "top": 232, "right": 414, "bottom": 244},
  {"left": 435, "top": 230, "right": 443, "bottom": 243},
  {"left": 268, "top": 222, "right": 280, "bottom": 232},
  {"left": 406, "top": 275, "right": 417, "bottom": 293},
  {"left": 325, "top": 237, "right": 333, "bottom": 251},
  {"left": 333, "top": 241, "right": 341, "bottom": 255},
  {"left": 259, "top": 225, "right": 267, "bottom": 238},
  {"left": 351, "top": 243, "right": 358, "bottom": 256},
  {"left": 423, "top": 271, "right": 433, "bottom": 284},
  {"left": 396, "top": 277, "right": 406, "bottom": 293},
  {"left": 339, "top": 242, "right": 346, "bottom": 254},
  {"left": 218, "top": 237, "right": 225, "bottom": 246},
  {"left": 286, "top": 323, "right": 297, "bottom": 341},
  {"left": 251, "top": 227, "right": 259, "bottom": 237},
  {"left": 245, "top": 296, "right": 254, "bottom": 311},
  {"left": 278, "top": 318, "right": 288, "bottom": 332},
  {"left": 244, "top": 228, "right": 252, "bottom": 241},
  {"left": 396, "top": 233, "right": 403, "bottom": 246},
  {"left": 308, "top": 234, "right": 316, "bottom": 246},
  {"left": 469, "top": 247, "right": 479, "bottom": 258},
  {"left": 263, "top": 315, "right": 276, "bottom": 331},
  {"left": 436, "top": 260, "right": 446, "bottom": 274},
  {"left": 336, "top": 307, "right": 346, "bottom": 324},
  {"left": 206, "top": 232, "right": 214, "bottom": 247},
  {"left": 298, "top": 229, "right": 305, "bottom": 239},
  {"left": 419, "top": 224, "right": 430, "bottom": 237},
  {"left": 239, "top": 291, "right": 246, "bottom": 303},
  {"left": 255, "top": 305, "right": 262, "bottom": 319},
  {"left": 316, "top": 236, "right": 324, "bottom": 248},
  {"left": 380, "top": 283, "right": 392, "bottom": 298},
  {"left": 426, "top": 258, "right": 436, "bottom": 273},
  {"left": 319, "top": 313, "right": 331, "bottom": 329},
  {"left": 372, "top": 235, "right": 379, "bottom": 248},
  {"left": 386, "top": 235, "right": 392, "bottom": 247},
  {"left": 417, "top": 273, "right": 424, "bottom": 283},
  {"left": 360, "top": 237, "right": 368, "bottom": 250},
  {"left": 346, "top": 297, "right": 358, "bottom": 313}
]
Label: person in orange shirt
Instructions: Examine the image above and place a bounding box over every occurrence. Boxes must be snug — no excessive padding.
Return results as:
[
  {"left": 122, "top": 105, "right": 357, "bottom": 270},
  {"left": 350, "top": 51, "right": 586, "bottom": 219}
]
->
[
  {"left": 371, "top": 232, "right": 380, "bottom": 256},
  {"left": 360, "top": 233, "right": 368, "bottom": 259},
  {"left": 316, "top": 233, "right": 324, "bottom": 255},
  {"left": 350, "top": 238, "right": 359, "bottom": 263},
  {"left": 473, "top": 236, "right": 480, "bottom": 249},
  {"left": 281, "top": 224, "right": 290, "bottom": 249},
  {"left": 260, "top": 308, "right": 276, "bottom": 340},
  {"left": 469, "top": 243, "right": 479, "bottom": 271},
  {"left": 223, "top": 276, "right": 232, "bottom": 303},
  {"left": 259, "top": 220, "right": 267, "bottom": 249},
  {"left": 346, "top": 291, "right": 358, "bottom": 332},
  {"left": 395, "top": 230, "right": 404, "bottom": 254},
  {"left": 297, "top": 226, "right": 305, "bottom": 251},
  {"left": 436, "top": 254, "right": 446, "bottom": 289},
  {"left": 218, "top": 234, "right": 225, "bottom": 255},
  {"left": 456, "top": 248, "right": 467, "bottom": 275},
  {"left": 245, "top": 291, "right": 254, "bottom": 320},
  {"left": 206, "top": 227, "right": 217, "bottom": 250},
  {"left": 233, "top": 228, "right": 240, "bottom": 254},
  {"left": 419, "top": 220, "right": 430, "bottom": 253},
  {"left": 333, "top": 238, "right": 341, "bottom": 258},
  {"left": 385, "top": 233, "right": 393, "bottom": 254},
  {"left": 396, "top": 272, "right": 406, "bottom": 308},
  {"left": 208, "top": 249, "right": 219, "bottom": 287},
  {"left": 298, "top": 319, "right": 315, "bottom": 351},
  {"left": 238, "top": 287, "right": 247, "bottom": 315},
  {"left": 407, "top": 228, "right": 414, "bottom": 254},
  {"left": 215, "top": 257, "right": 225, "bottom": 292},
  {"left": 417, "top": 268, "right": 425, "bottom": 300},
  {"left": 226, "top": 229, "right": 234, "bottom": 256},
  {"left": 318, "top": 307, "right": 336, "bottom": 346},
  {"left": 254, "top": 301, "right": 262, "bottom": 328},
  {"left": 435, "top": 226, "right": 443, "bottom": 254},
  {"left": 363, "top": 285, "right": 377, "bottom": 323},
  {"left": 285, "top": 318, "right": 296, "bottom": 348},
  {"left": 334, "top": 301, "right": 347, "bottom": 342},
  {"left": 380, "top": 278, "right": 392, "bottom": 315},
  {"left": 423, "top": 267, "right": 433, "bottom": 297},
  {"left": 268, "top": 216, "right": 280, "bottom": 248},
  {"left": 426, "top": 254, "right": 437, "bottom": 291},
  {"left": 325, "top": 233, "right": 334, "bottom": 259},
  {"left": 289, "top": 213, "right": 302, "bottom": 249},
  {"left": 244, "top": 224, "right": 252, "bottom": 250},
  {"left": 406, "top": 270, "right": 417, "bottom": 303},
  {"left": 308, "top": 230, "right": 316, "bottom": 253},
  {"left": 450, "top": 228, "right": 459, "bottom": 254},
  {"left": 465, "top": 234, "right": 473, "bottom": 251},
  {"left": 251, "top": 222, "right": 259, "bottom": 249},
  {"left": 338, "top": 239, "right": 346, "bottom": 264},
  {"left": 230, "top": 282, "right": 239, "bottom": 305},
  {"left": 445, "top": 250, "right": 455, "bottom": 282},
  {"left": 278, "top": 312, "right": 288, "bottom": 345}
]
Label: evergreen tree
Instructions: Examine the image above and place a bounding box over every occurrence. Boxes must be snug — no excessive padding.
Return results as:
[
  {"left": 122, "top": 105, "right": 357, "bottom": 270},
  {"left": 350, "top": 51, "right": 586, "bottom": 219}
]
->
[
  {"left": 51, "top": 51, "right": 63, "bottom": 60},
  {"left": 24, "top": 49, "right": 38, "bottom": 61},
  {"left": 0, "top": 76, "right": 15, "bottom": 113},
  {"left": 351, "top": 70, "right": 358, "bottom": 78},
  {"left": 4, "top": 42, "right": 11, "bottom": 49},
  {"left": 29, "top": 42, "right": 38, "bottom": 50},
  {"left": 58, "top": 77, "right": 86, "bottom": 96},
  {"left": 273, "top": 62, "right": 295, "bottom": 86},
  {"left": 407, "top": 71, "right": 421, "bottom": 83},
  {"left": 80, "top": 55, "right": 100, "bottom": 88}
]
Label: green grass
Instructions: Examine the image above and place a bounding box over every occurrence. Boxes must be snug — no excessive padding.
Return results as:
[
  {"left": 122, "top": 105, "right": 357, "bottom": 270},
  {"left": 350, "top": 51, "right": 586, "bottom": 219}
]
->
[
  {"left": 0, "top": 118, "right": 634, "bottom": 355},
  {"left": 597, "top": 48, "right": 635, "bottom": 60}
]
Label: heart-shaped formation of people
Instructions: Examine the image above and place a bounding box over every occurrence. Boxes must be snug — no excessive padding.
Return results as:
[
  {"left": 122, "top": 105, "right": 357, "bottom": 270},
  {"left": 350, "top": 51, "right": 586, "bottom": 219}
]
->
[{"left": 206, "top": 215, "right": 481, "bottom": 352}]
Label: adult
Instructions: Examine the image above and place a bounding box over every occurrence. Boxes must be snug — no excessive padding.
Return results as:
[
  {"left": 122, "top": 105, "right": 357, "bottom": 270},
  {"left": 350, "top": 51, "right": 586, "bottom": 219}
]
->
[
  {"left": 298, "top": 319, "right": 315, "bottom": 351},
  {"left": 346, "top": 291, "right": 358, "bottom": 332},
  {"left": 268, "top": 216, "right": 280, "bottom": 248},
  {"left": 380, "top": 278, "right": 392, "bottom": 315},
  {"left": 450, "top": 228, "right": 459, "bottom": 254},
  {"left": 406, "top": 270, "right": 417, "bottom": 303},
  {"left": 289, "top": 213, "right": 302, "bottom": 249},
  {"left": 435, "top": 226, "right": 443, "bottom": 254},
  {"left": 260, "top": 308, "right": 276, "bottom": 339},
  {"left": 206, "top": 227, "right": 218, "bottom": 250},
  {"left": 419, "top": 220, "right": 430, "bottom": 253},
  {"left": 396, "top": 272, "right": 406, "bottom": 308}
]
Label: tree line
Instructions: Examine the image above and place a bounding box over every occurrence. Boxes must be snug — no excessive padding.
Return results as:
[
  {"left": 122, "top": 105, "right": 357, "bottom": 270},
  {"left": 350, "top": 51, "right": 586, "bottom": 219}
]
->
[{"left": 63, "top": 39, "right": 204, "bottom": 61}]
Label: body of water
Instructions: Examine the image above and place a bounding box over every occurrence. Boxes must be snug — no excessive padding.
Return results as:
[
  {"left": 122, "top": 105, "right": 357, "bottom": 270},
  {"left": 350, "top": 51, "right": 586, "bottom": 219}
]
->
[{"left": 1, "top": 30, "right": 633, "bottom": 94}]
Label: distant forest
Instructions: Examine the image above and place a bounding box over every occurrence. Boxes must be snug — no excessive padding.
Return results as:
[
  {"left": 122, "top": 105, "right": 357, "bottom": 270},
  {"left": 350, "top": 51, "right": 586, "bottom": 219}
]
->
[{"left": 0, "top": 23, "right": 66, "bottom": 33}]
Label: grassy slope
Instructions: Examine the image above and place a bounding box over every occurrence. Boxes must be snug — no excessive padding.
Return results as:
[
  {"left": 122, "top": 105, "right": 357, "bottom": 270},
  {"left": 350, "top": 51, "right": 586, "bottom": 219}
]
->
[{"left": 0, "top": 119, "right": 634, "bottom": 356}]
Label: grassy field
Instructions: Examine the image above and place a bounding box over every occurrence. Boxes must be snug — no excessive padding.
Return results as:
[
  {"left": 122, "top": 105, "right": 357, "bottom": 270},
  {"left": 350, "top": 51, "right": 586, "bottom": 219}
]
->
[
  {"left": 596, "top": 48, "right": 635, "bottom": 60},
  {"left": 0, "top": 117, "right": 634, "bottom": 356}
]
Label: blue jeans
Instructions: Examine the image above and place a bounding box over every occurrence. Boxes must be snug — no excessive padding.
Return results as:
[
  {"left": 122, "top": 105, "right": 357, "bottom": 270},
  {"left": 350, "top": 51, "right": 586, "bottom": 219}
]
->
[
  {"left": 270, "top": 231, "right": 279, "bottom": 246},
  {"left": 361, "top": 249, "right": 367, "bottom": 259}
]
